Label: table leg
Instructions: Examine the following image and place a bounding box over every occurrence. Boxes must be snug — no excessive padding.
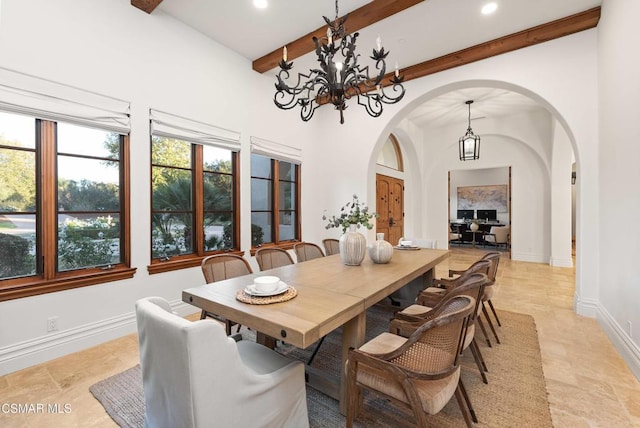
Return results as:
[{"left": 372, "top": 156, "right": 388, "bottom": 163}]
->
[
  {"left": 422, "top": 267, "right": 435, "bottom": 288},
  {"left": 339, "top": 311, "right": 366, "bottom": 415},
  {"left": 256, "top": 332, "right": 277, "bottom": 349}
]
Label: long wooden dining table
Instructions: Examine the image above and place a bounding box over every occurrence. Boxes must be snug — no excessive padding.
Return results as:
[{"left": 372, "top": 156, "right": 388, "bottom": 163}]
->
[{"left": 182, "top": 248, "right": 449, "bottom": 414}]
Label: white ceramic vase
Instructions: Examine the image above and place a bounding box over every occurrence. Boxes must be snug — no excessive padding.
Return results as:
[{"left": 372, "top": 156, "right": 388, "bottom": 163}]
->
[
  {"left": 469, "top": 222, "right": 479, "bottom": 232},
  {"left": 367, "top": 233, "right": 393, "bottom": 264},
  {"left": 339, "top": 225, "right": 367, "bottom": 266}
]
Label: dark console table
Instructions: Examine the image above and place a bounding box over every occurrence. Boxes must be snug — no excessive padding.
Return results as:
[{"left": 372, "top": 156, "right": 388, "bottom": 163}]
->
[{"left": 450, "top": 221, "right": 503, "bottom": 246}]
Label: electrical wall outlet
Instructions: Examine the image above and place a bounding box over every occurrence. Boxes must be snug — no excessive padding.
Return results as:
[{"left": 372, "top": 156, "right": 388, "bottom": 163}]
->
[{"left": 47, "top": 316, "right": 59, "bottom": 332}]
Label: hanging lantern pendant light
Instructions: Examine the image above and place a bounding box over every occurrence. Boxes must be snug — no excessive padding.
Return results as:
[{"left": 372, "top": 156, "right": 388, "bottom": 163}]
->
[{"left": 459, "top": 100, "right": 480, "bottom": 161}]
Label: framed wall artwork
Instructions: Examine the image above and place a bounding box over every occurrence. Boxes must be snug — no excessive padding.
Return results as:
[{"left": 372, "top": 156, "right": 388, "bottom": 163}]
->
[{"left": 457, "top": 185, "right": 508, "bottom": 212}]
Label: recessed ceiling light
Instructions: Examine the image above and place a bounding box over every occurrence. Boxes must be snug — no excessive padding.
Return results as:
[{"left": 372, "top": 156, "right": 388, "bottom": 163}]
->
[
  {"left": 253, "top": 0, "right": 268, "bottom": 9},
  {"left": 481, "top": 2, "right": 498, "bottom": 15}
]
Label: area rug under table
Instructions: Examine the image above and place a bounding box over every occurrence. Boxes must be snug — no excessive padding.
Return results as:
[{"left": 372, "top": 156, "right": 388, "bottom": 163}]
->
[{"left": 90, "top": 307, "right": 552, "bottom": 427}]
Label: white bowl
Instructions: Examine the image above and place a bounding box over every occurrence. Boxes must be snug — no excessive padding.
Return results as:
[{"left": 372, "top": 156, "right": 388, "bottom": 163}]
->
[
  {"left": 399, "top": 240, "right": 413, "bottom": 247},
  {"left": 253, "top": 275, "right": 280, "bottom": 292}
]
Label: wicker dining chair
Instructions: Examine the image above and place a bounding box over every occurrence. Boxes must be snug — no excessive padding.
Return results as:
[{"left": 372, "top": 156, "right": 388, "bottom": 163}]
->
[
  {"left": 322, "top": 238, "right": 340, "bottom": 256},
  {"left": 447, "top": 252, "right": 502, "bottom": 345},
  {"left": 346, "top": 295, "right": 477, "bottom": 428},
  {"left": 200, "top": 254, "right": 253, "bottom": 335},
  {"left": 391, "top": 273, "right": 490, "bottom": 385},
  {"left": 416, "top": 256, "right": 496, "bottom": 347},
  {"left": 293, "top": 242, "right": 325, "bottom": 262},
  {"left": 255, "top": 247, "right": 294, "bottom": 271},
  {"left": 416, "top": 259, "right": 491, "bottom": 305}
]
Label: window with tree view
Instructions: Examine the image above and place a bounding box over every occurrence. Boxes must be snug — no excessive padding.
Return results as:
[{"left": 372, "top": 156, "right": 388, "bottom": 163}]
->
[
  {"left": 0, "top": 110, "right": 132, "bottom": 300},
  {"left": 251, "top": 153, "right": 299, "bottom": 247},
  {"left": 151, "top": 136, "right": 237, "bottom": 264}
]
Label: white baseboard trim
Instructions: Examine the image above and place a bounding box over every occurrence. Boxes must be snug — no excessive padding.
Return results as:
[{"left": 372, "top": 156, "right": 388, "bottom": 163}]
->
[
  {"left": 0, "top": 299, "right": 196, "bottom": 376},
  {"left": 549, "top": 257, "right": 573, "bottom": 268},
  {"left": 510, "top": 252, "right": 547, "bottom": 263},
  {"left": 575, "top": 296, "right": 599, "bottom": 318},
  {"left": 597, "top": 305, "right": 640, "bottom": 381}
]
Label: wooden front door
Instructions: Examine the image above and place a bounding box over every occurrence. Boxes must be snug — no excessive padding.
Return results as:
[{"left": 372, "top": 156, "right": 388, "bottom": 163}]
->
[{"left": 376, "top": 174, "right": 404, "bottom": 245}]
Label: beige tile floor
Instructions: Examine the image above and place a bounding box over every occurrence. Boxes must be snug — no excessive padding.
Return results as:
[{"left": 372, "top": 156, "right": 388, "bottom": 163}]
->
[{"left": 1, "top": 247, "right": 639, "bottom": 427}]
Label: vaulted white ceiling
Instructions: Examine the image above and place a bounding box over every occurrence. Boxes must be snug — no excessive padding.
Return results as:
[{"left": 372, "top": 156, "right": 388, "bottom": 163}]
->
[{"left": 154, "top": 0, "right": 601, "bottom": 128}]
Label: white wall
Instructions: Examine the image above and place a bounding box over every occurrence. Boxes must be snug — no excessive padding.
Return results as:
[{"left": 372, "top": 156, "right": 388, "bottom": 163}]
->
[
  {"left": 596, "top": 0, "right": 640, "bottom": 379},
  {"left": 0, "top": 0, "right": 318, "bottom": 374},
  {"left": 550, "top": 120, "right": 574, "bottom": 268}
]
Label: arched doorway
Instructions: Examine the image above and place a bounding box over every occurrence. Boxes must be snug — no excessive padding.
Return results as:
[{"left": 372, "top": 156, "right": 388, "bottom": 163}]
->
[
  {"left": 448, "top": 166, "right": 512, "bottom": 258},
  {"left": 375, "top": 134, "right": 405, "bottom": 245},
  {"left": 366, "top": 79, "right": 581, "bottom": 309}
]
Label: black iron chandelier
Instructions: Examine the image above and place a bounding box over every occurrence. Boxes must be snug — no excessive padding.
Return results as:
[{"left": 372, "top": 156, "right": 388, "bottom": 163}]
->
[
  {"left": 459, "top": 100, "right": 480, "bottom": 161},
  {"left": 274, "top": 0, "right": 406, "bottom": 124}
]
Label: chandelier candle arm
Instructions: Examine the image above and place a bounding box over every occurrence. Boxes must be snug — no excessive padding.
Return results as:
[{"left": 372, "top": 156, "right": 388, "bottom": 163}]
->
[{"left": 273, "top": 0, "right": 406, "bottom": 124}]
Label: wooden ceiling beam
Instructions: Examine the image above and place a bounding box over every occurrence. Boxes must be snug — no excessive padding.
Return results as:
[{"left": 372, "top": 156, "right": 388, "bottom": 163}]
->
[
  {"left": 399, "top": 7, "right": 601, "bottom": 82},
  {"left": 252, "top": 0, "right": 425, "bottom": 73},
  {"left": 319, "top": 7, "right": 601, "bottom": 105},
  {"left": 131, "top": 0, "right": 163, "bottom": 14}
]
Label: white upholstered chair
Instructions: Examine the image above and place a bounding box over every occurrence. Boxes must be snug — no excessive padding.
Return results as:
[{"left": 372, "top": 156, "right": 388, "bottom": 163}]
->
[
  {"left": 398, "top": 237, "right": 437, "bottom": 249},
  {"left": 483, "top": 225, "right": 510, "bottom": 249},
  {"left": 135, "top": 297, "right": 309, "bottom": 428},
  {"left": 449, "top": 224, "right": 463, "bottom": 246}
]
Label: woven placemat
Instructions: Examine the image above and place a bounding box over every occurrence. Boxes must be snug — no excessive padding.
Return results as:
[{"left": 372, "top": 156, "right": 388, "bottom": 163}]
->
[{"left": 236, "top": 286, "right": 297, "bottom": 304}]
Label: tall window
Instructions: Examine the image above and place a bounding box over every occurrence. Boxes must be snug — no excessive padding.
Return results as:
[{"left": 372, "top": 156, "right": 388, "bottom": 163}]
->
[
  {"left": 151, "top": 137, "right": 194, "bottom": 258},
  {"left": 250, "top": 153, "right": 300, "bottom": 248},
  {"left": 148, "top": 110, "right": 241, "bottom": 273},
  {"left": 0, "top": 110, "right": 133, "bottom": 301},
  {"left": 57, "top": 122, "right": 124, "bottom": 271},
  {"left": 149, "top": 137, "right": 238, "bottom": 272}
]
